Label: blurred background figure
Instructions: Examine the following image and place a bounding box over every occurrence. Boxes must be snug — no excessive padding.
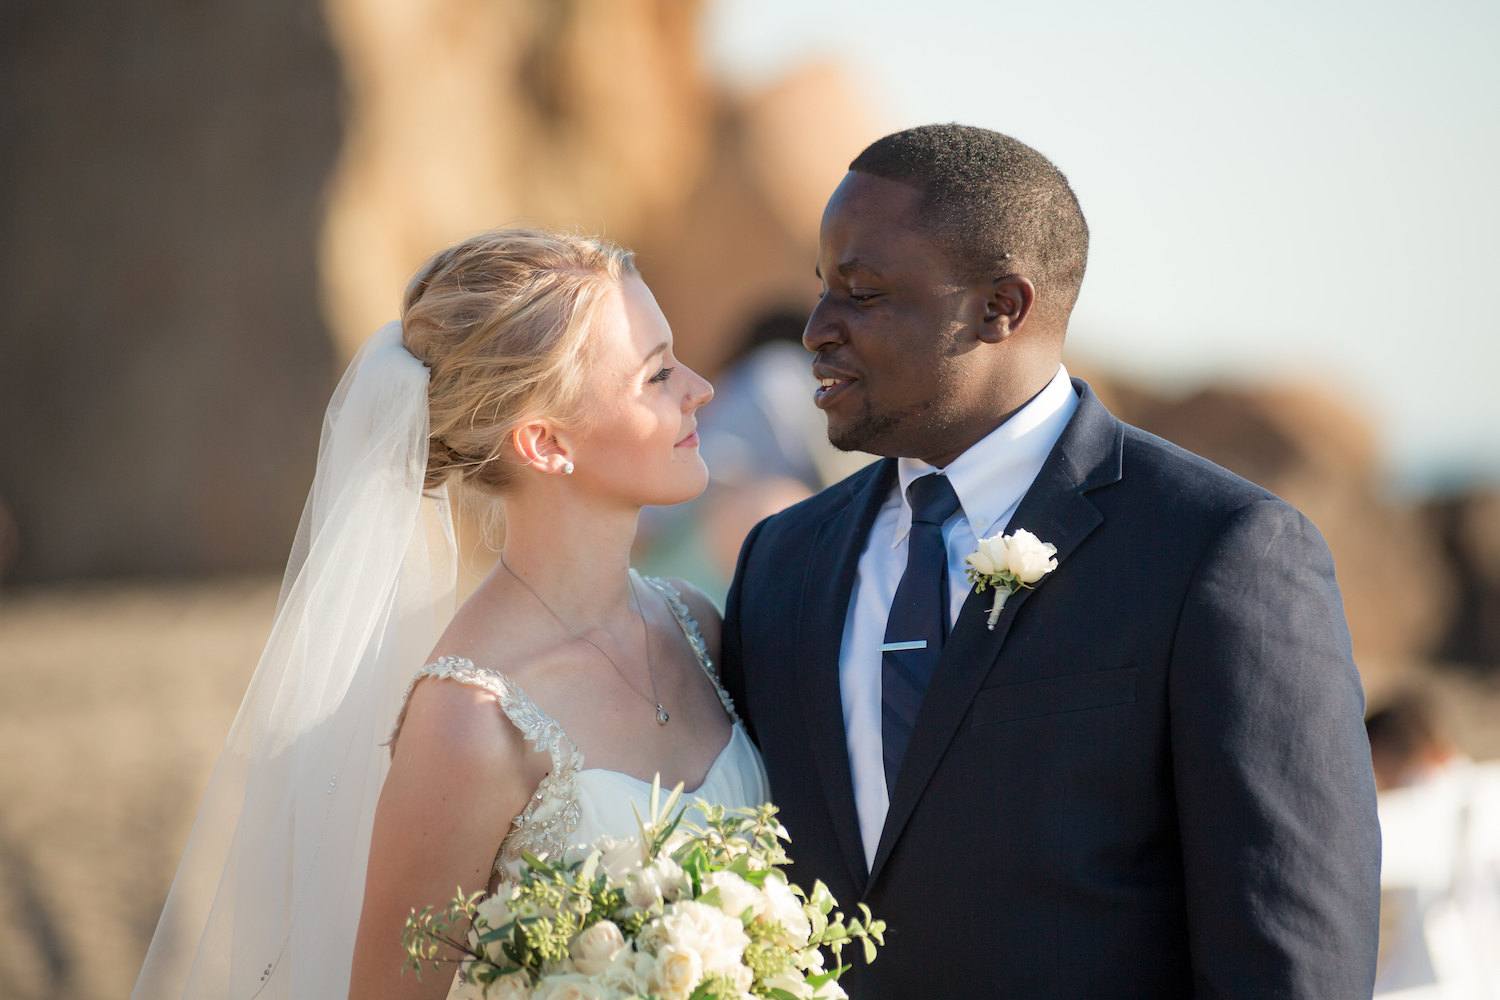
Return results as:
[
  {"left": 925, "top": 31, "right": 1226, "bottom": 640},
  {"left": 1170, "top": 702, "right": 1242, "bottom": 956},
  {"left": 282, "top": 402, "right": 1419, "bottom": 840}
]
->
[
  {"left": 1369, "top": 694, "right": 1500, "bottom": 998},
  {"left": 696, "top": 310, "right": 874, "bottom": 494},
  {"left": 0, "top": 0, "right": 1496, "bottom": 996},
  {"left": 0, "top": 499, "right": 19, "bottom": 586},
  {"left": 637, "top": 310, "right": 875, "bottom": 601}
]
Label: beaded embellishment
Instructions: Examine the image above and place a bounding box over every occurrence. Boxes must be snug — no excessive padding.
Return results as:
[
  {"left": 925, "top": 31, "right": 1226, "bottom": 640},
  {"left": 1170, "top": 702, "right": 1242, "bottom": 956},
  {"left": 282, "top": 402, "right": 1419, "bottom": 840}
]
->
[
  {"left": 640, "top": 576, "right": 739, "bottom": 724},
  {"left": 386, "top": 577, "right": 731, "bottom": 879}
]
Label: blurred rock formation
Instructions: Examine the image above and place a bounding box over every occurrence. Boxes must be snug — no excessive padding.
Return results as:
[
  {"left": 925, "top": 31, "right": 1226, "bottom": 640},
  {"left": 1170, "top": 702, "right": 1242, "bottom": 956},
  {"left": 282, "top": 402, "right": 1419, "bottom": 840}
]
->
[
  {"left": 319, "top": 0, "right": 714, "bottom": 357},
  {"left": 320, "top": 0, "right": 879, "bottom": 377},
  {"left": 1425, "top": 490, "right": 1500, "bottom": 669},
  {"left": 3, "top": 3, "right": 1500, "bottom": 996},
  {"left": 1081, "top": 371, "right": 1459, "bottom": 677},
  {"left": 0, "top": 0, "right": 342, "bottom": 583},
  {"left": 0, "top": 0, "right": 1491, "bottom": 674},
  {"left": 0, "top": 0, "right": 884, "bottom": 584},
  {"left": 318, "top": 0, "right": 882, "bottom": 594},
  {"left": 631, "top": 64, "right": 881, "bottom": 375}
]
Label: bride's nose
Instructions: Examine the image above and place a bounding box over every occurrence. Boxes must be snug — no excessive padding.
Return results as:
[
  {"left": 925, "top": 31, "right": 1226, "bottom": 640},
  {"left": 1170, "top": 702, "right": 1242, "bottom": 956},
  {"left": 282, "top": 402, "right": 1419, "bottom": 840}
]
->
[{"left": 683, "top": 368, "right": 713, "bottom": 411}]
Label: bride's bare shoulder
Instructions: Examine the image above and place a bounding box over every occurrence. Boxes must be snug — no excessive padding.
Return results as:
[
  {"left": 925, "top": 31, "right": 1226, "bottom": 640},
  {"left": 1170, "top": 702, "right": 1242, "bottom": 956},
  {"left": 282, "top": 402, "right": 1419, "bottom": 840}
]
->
[
  {"left": 391, "top": 670, "right": 533, "bottom": 780},
  {"left": 661, "top": 577, "right": 722, "bottom": 667}
]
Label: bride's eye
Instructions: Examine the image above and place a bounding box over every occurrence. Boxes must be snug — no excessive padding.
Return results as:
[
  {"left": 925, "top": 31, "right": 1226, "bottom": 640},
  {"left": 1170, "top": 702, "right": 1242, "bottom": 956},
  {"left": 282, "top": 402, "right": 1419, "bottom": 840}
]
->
[{"left": 648, "top": 366, "right": 675, "bottom": 385}]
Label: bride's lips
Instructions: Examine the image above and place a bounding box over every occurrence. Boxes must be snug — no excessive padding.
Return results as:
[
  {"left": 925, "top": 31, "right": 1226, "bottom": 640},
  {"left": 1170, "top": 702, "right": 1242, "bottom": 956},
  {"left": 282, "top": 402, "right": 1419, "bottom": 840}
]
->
[
  {"left": 675, "top": 430, "right": 699, "bottom": 448},
  {"left": 812, "top": 367, "right": 858, "bottom": 410}
]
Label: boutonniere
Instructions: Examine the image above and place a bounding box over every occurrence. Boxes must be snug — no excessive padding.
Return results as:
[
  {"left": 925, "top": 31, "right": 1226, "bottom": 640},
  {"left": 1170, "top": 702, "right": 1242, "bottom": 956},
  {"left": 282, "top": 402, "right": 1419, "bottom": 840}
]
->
[{"left": 964, "top": 528, "right": 1059, "bottom": 629}]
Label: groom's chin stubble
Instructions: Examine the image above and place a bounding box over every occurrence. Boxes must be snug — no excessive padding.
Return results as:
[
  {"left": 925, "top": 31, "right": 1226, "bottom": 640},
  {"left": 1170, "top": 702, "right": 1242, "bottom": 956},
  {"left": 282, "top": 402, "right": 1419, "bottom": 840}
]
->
[{"left": 827, "top": 406, "right": 906, "bottom": 455}]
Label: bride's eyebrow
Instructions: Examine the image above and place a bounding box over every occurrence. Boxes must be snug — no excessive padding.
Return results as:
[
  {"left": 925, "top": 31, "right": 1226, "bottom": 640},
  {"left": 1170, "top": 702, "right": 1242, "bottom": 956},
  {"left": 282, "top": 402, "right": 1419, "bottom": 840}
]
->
[{"left": 639, "top": 342, "right": 669, "bottom": 368}]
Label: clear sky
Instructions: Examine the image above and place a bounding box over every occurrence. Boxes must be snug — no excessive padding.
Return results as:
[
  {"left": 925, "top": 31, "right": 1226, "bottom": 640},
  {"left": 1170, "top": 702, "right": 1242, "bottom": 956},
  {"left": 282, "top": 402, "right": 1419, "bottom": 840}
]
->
[{"left": 702, "top": 0, "right": 1499, "bottom": 492}]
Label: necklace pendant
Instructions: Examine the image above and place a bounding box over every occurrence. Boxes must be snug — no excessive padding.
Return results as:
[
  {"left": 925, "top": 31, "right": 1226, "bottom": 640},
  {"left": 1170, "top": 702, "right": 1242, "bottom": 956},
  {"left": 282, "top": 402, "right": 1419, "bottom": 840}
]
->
[{"left": 656, "top": 705, "right": 670, "bottom": 726}]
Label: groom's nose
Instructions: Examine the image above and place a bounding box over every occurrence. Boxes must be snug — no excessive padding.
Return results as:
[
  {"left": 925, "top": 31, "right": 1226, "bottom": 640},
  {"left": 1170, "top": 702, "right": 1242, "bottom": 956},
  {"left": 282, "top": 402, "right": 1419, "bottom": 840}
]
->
[{"left": 803, "top": 298, "right": 846, "bottom": 353}]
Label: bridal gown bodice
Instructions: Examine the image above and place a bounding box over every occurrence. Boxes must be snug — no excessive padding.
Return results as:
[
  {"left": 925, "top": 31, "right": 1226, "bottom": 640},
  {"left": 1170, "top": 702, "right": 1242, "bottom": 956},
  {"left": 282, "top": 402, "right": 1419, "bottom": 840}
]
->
[{"left": 389, "top": 575, "right": 769, "bottom": 881}]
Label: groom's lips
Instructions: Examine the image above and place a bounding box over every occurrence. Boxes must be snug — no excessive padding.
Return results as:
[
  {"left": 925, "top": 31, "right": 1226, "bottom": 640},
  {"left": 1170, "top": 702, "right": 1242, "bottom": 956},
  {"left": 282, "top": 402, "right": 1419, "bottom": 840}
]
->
[{"left": 812, "top": 366, "right": 858, "bottom": 410}]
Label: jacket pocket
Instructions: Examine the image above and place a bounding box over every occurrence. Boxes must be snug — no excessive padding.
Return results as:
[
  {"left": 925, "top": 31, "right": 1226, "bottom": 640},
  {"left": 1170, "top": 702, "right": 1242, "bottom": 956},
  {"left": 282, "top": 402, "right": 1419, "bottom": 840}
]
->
[{"left": 970, "top": 667, "right": 1139, "bottom": 728}]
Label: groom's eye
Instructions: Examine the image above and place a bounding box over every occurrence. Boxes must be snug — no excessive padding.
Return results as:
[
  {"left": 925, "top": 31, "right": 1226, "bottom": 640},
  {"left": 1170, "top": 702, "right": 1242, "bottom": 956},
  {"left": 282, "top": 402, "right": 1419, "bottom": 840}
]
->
[{"left": 849, "top": 290, "right": 881, "bottom": 303}]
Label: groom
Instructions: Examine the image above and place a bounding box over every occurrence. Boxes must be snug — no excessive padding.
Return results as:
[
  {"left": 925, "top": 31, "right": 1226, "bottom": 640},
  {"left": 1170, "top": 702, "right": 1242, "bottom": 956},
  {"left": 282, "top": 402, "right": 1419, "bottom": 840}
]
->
[{"left": 720, "top": 125, "right": 1380, "bottom": 998}]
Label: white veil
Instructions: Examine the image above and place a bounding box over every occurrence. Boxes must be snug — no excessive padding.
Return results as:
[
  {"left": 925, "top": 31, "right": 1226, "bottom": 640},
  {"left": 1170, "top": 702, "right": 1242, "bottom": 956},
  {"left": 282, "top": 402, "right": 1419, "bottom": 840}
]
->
[{"left": 133, "top": 321, "right": 457, "bottom": 1000}]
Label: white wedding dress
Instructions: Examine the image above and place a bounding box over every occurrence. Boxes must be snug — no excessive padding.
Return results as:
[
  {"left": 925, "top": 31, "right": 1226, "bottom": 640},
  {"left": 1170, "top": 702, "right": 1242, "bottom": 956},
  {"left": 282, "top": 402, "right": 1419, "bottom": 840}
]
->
[{"left": 388, "top": 572, "right": 770, "bottom": 884}]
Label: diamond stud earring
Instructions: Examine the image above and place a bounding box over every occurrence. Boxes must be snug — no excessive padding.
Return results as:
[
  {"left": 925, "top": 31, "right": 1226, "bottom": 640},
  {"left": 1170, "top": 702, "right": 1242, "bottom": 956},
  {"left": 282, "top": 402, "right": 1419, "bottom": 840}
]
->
[{"left": 562, "top": 461, "right": 575, "bottom": 475}]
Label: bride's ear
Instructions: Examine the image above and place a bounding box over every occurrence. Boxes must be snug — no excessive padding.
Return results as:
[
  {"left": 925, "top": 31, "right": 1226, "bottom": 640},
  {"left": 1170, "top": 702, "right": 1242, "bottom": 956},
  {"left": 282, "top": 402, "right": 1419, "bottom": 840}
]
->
[{"left": 511, "top": 419, "right": 574, "bottom": 476}]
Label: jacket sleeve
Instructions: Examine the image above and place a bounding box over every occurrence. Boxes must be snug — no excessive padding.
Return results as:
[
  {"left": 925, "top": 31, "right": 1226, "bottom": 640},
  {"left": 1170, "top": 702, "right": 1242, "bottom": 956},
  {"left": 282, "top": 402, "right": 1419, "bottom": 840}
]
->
[
  {"left": 1169, "top": 499, "right": 1380, "bottom": 999},
  {"left": 721, "top": 516, "right": 770, "bottom": 746}
]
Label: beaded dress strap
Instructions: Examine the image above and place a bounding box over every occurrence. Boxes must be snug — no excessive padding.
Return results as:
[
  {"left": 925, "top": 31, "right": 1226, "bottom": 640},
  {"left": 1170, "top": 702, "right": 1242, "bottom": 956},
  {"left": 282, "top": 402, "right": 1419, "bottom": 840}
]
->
[
  {"left": 388, "top": 656, "right": 581, "bottom": 771},
  {"left": 387, "top": 656, "right": 584, "bottom": 876},
  {"left": 640, "top": 575, "right": 740, "bottom": 725}
]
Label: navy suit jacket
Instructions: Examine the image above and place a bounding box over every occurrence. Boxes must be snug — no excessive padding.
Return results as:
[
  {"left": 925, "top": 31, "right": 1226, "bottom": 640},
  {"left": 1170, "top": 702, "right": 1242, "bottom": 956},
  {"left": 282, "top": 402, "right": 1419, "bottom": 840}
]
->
[{"left": 720, "top": 381, "right": 1380, "bottom": 999}]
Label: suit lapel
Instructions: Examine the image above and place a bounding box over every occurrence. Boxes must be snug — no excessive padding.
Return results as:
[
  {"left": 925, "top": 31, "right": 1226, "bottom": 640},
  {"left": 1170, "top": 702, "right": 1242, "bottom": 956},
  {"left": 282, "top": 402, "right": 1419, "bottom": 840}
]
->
[
  {"left": 867, "top": 383, "right": 1125, "bottom": 887},
  {"left": 797, "top": 458, "right": 898, "bottom": 897}
]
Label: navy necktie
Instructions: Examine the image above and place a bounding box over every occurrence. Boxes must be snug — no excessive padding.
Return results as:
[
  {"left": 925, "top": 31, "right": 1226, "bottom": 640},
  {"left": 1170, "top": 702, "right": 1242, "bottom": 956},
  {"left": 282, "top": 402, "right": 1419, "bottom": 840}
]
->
[{"left": 881, "top": 473, "right": 961, "bottom": 791}]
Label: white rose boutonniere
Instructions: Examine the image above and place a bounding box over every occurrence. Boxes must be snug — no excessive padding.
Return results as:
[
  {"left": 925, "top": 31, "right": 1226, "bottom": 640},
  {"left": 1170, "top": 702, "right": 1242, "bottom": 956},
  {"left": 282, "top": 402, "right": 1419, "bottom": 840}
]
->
[{"left": 965, "top": 528, "right": 1058, "bottom": 629}]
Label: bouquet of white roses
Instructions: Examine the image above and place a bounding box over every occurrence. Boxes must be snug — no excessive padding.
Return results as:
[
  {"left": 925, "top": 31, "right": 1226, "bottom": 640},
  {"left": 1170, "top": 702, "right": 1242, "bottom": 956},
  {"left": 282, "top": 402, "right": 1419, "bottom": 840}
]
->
[{"left": 401, "top": 779, "right": 884, "bottom": 1000}]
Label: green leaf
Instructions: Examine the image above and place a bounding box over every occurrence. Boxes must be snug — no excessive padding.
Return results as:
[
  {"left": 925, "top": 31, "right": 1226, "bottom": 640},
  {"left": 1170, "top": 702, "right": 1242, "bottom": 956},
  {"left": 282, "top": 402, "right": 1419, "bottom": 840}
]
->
[
  {"left": 660, "top": 782, "right": 685, "bottom": 824},
  {"left": 805, "top": 969, "right": 841, "bottom": 988}
]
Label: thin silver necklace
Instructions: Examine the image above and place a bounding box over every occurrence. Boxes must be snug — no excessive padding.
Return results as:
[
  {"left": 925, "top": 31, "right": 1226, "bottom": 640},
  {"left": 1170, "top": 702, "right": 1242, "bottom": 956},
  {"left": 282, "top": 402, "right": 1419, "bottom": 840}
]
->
[{"left": 500, "top": 553, "right": 668, "bottom": 725}]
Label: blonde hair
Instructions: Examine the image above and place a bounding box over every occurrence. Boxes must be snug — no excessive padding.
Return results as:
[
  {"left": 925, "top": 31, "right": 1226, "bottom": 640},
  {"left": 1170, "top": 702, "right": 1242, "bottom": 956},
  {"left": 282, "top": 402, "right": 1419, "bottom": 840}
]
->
[{"left": 401, "top": 227, "right": 636, "bottom": 495}]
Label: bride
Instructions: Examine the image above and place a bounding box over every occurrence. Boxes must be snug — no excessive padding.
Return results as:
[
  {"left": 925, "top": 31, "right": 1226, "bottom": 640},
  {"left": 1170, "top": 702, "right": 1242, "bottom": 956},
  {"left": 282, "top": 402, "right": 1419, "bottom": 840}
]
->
[{"left": 132, "top": 229, "right": 769, "bottom": 1000}]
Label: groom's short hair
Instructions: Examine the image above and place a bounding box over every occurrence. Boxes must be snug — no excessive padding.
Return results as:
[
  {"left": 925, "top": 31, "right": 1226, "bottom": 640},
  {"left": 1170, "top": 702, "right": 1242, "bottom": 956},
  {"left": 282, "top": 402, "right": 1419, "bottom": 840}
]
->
[{"left": 849, "top": 124, "right": 1089, "bottom": 313}]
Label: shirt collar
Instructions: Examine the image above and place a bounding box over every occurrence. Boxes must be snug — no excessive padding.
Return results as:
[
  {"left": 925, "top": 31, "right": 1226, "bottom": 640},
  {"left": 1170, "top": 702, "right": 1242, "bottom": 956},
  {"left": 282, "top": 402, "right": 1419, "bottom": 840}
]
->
[{"left": 892, "top": 364, "right": 1078, "bottom": 546}]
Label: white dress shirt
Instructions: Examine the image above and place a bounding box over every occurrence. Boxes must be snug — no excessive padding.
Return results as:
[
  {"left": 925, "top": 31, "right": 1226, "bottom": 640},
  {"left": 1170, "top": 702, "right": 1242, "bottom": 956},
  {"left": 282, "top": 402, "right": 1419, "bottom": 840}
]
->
[{"left": 837, "top": 364, "right": 1080, "bottom": 869}]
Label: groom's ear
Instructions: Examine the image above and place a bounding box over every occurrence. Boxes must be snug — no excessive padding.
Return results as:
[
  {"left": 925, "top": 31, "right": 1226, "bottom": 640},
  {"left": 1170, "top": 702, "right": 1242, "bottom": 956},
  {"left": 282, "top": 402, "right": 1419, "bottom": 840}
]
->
[{"left": 977, "top": 274, "right": 1036, "bottom": 343}]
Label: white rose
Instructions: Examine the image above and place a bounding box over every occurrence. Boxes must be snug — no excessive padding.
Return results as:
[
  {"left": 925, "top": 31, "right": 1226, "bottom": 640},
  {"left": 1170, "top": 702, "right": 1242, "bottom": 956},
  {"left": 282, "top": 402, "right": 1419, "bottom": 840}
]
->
[
  {"left": 593, "top": 835, "right": 646, "bottom": 883},
  {"left": 488, "top": 971, "right": 534, "bottom": 1000},
  {"left": 531, "top": 973, "right": 610, "bottom": 1000},
  {"left": 448, "top": 969, "right": 489, "bottom": 1000},
  {"left": 476, "top": 891, "right": 515, "bottom": 929},
  {"left": 811, "top": 978, "right": 848, "bottom": 999},
  {"left": 625, "top": 856, "right": 690, "bottom": 908},
  {"left": 513, "top": 898, "right": 556, "bottom": 921},
  {"left": 600, "top": 946, "right": 654, "bottom": 995},
  {"left": 702, "top": 870, "right": 765, "bottom": 922},
  {"left": 989, "top": 534, "right": 1016, "bottom": 571},
  {"left": 764, "top": 969, "right": 813, "bottom": 999},
  {"left": 658, "top": 899, "right": 750, "bottom": 974},
  {"left": 965, "top": 538, "right": 1000, "bottom": 576},
  {"left": 474, "top": 894, "right": 520, "bottom": 965},
  {"left": 756, "top": 873, "right": 811, "bottom": 947},
  {"left": 1003, "top": 528, "right": 1057, "bottom": 584},
  {"left": 569, "top": 920, "right": 626, "bottom": 976},
  {"left": 727, "top": 962, "right": 755, "bottom": 993},
  {"left": 651, "top": 943, "right": 704, "bottom": 1000}
]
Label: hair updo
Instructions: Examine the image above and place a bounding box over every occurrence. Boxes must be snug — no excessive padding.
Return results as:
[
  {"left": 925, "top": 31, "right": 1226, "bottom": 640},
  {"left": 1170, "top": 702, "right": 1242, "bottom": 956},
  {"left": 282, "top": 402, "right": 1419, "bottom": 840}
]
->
[{"left": 401, "top": 228, "right": 636, "bottom": 495}]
